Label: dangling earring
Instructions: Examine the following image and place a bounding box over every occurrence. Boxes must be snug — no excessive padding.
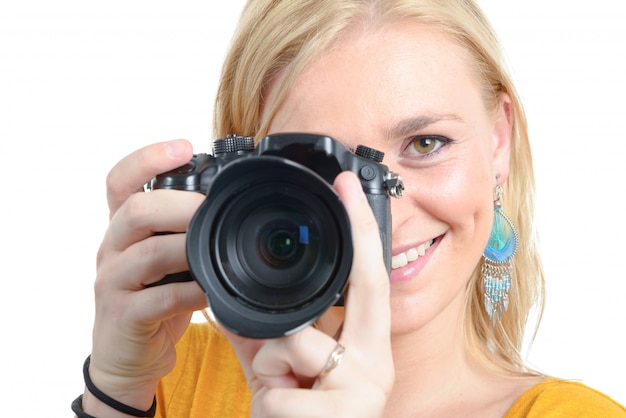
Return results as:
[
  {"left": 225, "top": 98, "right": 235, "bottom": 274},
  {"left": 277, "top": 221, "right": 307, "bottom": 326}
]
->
[{"left": 482, "top": 183, "right": 518, "bottom": 322}]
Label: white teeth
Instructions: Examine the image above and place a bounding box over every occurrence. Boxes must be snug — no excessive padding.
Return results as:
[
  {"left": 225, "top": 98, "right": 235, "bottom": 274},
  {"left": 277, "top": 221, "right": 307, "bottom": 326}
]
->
[
  {"left": 391, "top": 240, "right": 434, "bottom": 270},
  {"left": 392, "top": 253, "right": 408, "bottom": 269},
  {"left": 406, "top": 247, "right": 419, "bottom": 261}
]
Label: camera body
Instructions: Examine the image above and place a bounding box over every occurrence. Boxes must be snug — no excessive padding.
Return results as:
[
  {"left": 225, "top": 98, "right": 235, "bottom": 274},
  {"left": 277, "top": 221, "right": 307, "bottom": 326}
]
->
[{"left": 150, "top": 133, "right": 403, "bottom": 338}]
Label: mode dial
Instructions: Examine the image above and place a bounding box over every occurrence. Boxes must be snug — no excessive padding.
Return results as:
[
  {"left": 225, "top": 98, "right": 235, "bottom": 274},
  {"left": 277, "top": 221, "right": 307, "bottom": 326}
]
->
[
  {"left": 213, "top": 134, "right": 254, "bottom": 155},
  {"left": 355, "top": 145, "right": 384, "bottom": 163}
]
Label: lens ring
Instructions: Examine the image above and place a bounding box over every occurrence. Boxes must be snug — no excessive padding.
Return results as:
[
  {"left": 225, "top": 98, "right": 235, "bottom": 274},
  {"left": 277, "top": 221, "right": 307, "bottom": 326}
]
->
[
  {"left": 186, "top": 156, "right": 353, "bottom": 338},
  {"left": 215, "top": 183, "right": 340, "bottom": 309}
]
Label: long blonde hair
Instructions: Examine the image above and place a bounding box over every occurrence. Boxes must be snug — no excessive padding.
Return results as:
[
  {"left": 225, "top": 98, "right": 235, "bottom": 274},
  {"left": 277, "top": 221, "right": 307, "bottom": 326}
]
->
[{"left": 213, "top": 0, "right": 545, "bottom": 376}]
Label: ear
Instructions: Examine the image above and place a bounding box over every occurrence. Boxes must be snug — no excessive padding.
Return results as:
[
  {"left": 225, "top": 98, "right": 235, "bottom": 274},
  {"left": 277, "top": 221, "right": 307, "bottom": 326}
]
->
[{"left": 492, "top": 92, "right": 513, "bottom": 185}]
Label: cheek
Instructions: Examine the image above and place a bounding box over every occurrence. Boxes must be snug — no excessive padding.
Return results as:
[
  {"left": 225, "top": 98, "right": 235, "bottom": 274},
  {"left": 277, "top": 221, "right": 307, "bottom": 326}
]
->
[
  {"left": 401, "top": 157, "right": 494, "bottom": 244},
  {"left": 442, "top": 168, "right": 493, "bottom": 259}
]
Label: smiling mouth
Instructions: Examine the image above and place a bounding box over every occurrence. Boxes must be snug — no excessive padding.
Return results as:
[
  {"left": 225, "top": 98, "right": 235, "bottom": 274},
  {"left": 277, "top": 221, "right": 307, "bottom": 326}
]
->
[{"left": 391, "top": 239, "right": 435, "bottom": 270}]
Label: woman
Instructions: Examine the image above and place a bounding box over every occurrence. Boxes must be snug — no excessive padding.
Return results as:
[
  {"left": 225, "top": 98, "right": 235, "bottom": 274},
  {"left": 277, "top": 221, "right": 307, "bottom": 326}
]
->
[{"left": 74, "top": 0, "right": 625, "bottom": 416}]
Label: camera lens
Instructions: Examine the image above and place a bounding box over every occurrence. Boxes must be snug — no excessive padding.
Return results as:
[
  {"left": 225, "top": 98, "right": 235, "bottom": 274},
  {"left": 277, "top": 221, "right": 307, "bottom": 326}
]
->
[
  {"left": 186, "top": 156, "right": 353, "bottom": 338},
  {"left": 258, "top": 220, "right": 304, "bottom": 267},
  {"left": 220, "top": 185, "right": 345, "bottom": 310}
]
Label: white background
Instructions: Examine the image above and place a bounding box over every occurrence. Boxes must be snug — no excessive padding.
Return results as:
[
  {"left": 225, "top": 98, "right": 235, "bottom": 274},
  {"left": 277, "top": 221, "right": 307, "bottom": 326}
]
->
[{"left": 1, "top": 1, "right": 624, "bottom": 415}]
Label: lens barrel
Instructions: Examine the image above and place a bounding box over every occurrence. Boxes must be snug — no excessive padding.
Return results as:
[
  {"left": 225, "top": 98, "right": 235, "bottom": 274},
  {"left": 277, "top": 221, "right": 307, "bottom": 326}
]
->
[{"left": 186, "top": 156, "right": 353, "bottom": 338}]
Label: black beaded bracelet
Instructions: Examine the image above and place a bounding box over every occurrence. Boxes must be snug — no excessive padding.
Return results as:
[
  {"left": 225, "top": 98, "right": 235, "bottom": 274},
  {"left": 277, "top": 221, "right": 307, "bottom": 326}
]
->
[{"left": 80, "top": 355, "right": 157, "bottom": 418}]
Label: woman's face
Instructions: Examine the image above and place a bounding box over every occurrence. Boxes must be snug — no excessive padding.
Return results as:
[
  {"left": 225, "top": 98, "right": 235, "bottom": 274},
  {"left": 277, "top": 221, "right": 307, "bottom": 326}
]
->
[{"left": 261, "top": 22, "right": 512, "bottom": 335}]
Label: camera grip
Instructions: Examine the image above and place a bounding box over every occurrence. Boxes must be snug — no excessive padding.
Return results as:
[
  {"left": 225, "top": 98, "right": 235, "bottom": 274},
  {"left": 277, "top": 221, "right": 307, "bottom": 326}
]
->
[
  {"left": 365, "top": 192, "right": 392, "bottom": 274},
  {"left": 143, "top": 231, "right": 194, "bottom": 288},
  {"left": 146, "top": 271, "right": 194, "bottom": 287}
]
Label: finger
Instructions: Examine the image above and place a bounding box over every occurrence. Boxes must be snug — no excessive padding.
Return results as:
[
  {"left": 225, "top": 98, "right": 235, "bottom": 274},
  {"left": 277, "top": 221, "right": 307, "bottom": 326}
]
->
[
  {"left": 252, "top": 388, "right": 339, "bottom": 418},
  {"left": 333, "top": 171, "right": 391, "bottom": 346},
  {"left": 105, "top": 189, "right": 205, "bottom": 253},
  {"left": 251, "top": 327, "right": 337, "bottom": 389},
  {"left": 136, "top": 280, "right": 207, "bottom": 323},
  {"left": 220, "top": 328, "right": 267, "bottom": 391},
  {"left": 95, "top": 229, "right": 208, "bottom": 321},
  {"left": 106, "top": 139, "right": 194, "bottom": 219},
  {"left": 98, "top": 232, "right": 187, "bottom": 289},
  {"left": 94, "top": 267, "right": 207, "bottom": 324}
]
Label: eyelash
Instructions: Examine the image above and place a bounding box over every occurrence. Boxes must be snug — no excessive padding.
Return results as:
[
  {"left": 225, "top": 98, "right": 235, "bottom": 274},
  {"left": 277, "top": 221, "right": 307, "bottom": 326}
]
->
[{"left": 405, "top": 134, "right": 453, "bottom": 157}]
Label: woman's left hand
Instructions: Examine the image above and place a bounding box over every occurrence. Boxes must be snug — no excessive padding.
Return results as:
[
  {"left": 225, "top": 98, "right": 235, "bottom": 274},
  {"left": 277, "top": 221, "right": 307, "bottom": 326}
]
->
[{"left": 224, "top": 171, "right": 395, "bottom": 417}]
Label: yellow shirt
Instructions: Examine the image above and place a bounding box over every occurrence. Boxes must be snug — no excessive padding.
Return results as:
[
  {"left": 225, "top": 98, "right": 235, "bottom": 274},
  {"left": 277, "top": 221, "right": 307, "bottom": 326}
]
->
[
  {"left": 157, "top": 323, "right": 625, "bottom": 417},
  {"left": 156, "top": 323, "right": 251, "bottom": 417},
  {"left": 504, "top": 378, "right": 626, "bottom": 417}
]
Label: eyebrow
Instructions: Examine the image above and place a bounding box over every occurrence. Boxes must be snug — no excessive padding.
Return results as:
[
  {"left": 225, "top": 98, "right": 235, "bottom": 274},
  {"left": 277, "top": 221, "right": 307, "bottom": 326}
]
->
[{"left": 385, "top": 113, "right": 463, "bottom": 139}]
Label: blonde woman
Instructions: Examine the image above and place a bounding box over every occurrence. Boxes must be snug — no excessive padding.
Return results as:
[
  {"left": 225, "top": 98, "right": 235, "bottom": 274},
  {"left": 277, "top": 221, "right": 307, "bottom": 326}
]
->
[{"left": 74, "top": 1, "right": 625, "bottom": 417}]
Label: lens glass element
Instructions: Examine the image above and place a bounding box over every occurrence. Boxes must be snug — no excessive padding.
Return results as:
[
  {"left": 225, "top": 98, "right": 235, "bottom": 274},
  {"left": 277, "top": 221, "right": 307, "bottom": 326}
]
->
[{"left": 258, "top": 220, "right": 306, "bottom": 268}]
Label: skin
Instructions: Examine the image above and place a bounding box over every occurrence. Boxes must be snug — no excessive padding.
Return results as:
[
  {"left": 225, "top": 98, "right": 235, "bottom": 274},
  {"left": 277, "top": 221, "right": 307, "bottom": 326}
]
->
[
  {"left": 252, "top": 22, "right": 534, "bottom": 417},
  {"left": 84, "top": 22, "right": 540, "bottom": 418}
]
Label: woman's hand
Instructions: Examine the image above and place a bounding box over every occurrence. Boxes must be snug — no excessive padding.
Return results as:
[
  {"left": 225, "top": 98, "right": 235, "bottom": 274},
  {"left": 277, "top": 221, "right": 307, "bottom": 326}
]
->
[
  {"left": 84, "top": 140, "right": 208, "bottom": 414},
  {"left": 226, "top": 171, "right": 395, "bottom": 417}
]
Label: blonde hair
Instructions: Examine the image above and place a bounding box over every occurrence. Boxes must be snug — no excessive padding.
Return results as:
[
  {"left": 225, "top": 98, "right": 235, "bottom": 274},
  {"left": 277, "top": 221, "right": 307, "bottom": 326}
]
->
[{"left": 214, "top": 0, "right": 545, "bottom": 376}]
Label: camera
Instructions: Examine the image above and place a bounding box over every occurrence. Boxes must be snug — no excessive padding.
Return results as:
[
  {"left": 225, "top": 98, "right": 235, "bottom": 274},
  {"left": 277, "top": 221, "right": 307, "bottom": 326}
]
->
[{"left": 149, "top": 133, "right": 403, "bottom": 338}]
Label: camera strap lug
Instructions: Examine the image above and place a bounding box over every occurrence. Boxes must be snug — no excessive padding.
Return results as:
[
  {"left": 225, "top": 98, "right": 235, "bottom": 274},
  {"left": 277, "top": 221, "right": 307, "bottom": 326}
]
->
[{"left": 385, "top": 172, "right": 404, "bottom": 198}]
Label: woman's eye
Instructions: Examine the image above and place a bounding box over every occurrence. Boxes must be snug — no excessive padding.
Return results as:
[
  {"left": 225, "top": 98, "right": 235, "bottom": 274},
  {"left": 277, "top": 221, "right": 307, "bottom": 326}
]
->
[{"left": 408, "top": 135, "right": 451, "bottom": 155}]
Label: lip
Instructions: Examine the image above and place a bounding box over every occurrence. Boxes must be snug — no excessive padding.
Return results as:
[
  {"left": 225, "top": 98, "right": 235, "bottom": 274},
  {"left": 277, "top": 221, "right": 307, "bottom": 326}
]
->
[{"left": 389, "top": 235, "right": 442, "bottom": 284}]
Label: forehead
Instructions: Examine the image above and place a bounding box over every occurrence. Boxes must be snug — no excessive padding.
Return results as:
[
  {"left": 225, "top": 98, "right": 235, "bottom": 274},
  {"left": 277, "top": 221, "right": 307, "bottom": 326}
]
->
[{"left": 262, "top": 22, "right": 483, "bottom": 141}]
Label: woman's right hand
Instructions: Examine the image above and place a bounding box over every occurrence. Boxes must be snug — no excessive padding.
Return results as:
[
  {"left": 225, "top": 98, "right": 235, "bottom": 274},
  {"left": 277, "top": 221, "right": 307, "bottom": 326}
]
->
[{"left": 82, "top": 140, "right": 208, "bottom": 416}]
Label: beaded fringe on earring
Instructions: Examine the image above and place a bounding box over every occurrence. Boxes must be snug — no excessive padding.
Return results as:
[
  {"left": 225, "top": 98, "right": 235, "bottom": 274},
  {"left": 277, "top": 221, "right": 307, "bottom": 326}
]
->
[{"left": 482, "top": 184, "right": 518, "bottom": 322}]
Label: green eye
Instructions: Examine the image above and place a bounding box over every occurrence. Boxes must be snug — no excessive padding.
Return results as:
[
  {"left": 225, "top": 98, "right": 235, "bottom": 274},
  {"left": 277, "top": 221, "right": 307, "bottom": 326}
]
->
[
  {"left": 412, "top": 137, "right": 439, "bottom": 154},
  {"left": 407, "top": 135, "right": 453, "bottom": 156}
]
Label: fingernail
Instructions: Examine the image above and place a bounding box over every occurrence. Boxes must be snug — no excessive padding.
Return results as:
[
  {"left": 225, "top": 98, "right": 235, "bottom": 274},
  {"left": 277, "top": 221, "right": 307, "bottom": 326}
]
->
[{"left": 166, "top": 140, "right": 187, "bottom": 158}]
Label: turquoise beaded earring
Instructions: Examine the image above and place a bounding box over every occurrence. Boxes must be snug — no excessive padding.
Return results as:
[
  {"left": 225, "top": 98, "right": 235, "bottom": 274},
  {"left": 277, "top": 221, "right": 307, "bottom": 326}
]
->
[{"left": 482, "top": 183, "right": 518, "bottom": 322}]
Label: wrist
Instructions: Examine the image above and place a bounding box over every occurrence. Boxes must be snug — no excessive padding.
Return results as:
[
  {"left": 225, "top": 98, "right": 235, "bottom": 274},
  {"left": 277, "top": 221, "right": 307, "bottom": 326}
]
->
[
  {"left": 80, "top": 391, "right": 156, "bottom": 418},
  {"left": 81, "top": 356, "right": 158, "bottom": 417}
]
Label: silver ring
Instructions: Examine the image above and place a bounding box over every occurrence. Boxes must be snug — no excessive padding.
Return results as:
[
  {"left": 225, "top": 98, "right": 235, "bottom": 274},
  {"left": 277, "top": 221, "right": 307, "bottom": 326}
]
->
[{"left": 319, "top": 342, "right": 345, "bottom": 378}]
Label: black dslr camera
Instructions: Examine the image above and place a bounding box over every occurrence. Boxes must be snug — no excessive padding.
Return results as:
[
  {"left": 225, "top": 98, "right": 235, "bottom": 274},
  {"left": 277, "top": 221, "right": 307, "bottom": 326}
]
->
[{"left": 149, "top": 133, "right": 403, "bottom": 338}]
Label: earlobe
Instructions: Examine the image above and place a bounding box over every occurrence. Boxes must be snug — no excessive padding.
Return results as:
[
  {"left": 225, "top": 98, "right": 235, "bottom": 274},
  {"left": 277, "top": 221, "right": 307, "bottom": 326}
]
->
[{"left": 492, "top": 92, "right": 513, "bottom": 185}]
